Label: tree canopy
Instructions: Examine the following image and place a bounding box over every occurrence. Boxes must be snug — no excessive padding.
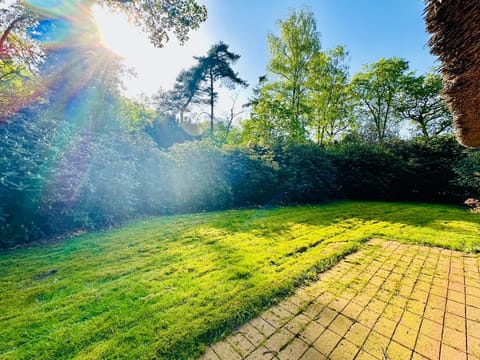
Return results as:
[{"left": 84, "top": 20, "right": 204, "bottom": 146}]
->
[
  {"left": 99, "top": 0, "right": 207, "bottom": 47},
  {"left": 349, "top": 57, "right": 410, "bottom": 144},
  {"left": 397, "top": 71, "right": 452, "bottom": 138}
]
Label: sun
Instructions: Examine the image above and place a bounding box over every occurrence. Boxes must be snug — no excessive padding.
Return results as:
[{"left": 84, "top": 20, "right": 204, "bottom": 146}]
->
[
  {"left": 91, "top": 4, "right": 211, "bottom": 96},
  {"left": 91, "top": 4, "right": 148, "bottom": 59}
]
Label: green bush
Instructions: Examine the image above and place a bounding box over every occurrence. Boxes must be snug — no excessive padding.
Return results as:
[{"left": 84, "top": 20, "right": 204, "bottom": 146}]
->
[
  {"left": 0, "top": 105, "right": 56, "bottom": 246},
  {"left": 274, "top": 143, "right": 337, "bottom": 204},
  {"left": 454, "top": 149, "right": 480, "bottom": 200},
  {"left": 329, "top": 142, "right": 406, "bottom": 200},
  {"left": 223, "top": 147, "right": 278, "bottom": 206},
  {"left": 170, "top": 140, "right": 233, "bottom": 212},
  {"left": 387, "top": 136, "right": 465, "bottom": 202}
]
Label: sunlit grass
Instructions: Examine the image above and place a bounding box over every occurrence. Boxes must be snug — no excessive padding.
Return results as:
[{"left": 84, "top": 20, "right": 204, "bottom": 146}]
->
[{"left": 0, "top": 201, "right": 479, "bottom": 359}]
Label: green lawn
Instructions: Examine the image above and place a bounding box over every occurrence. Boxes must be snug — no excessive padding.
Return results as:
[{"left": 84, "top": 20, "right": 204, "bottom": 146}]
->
[{"left": 1, "top": 201, "right": 479, "bottom": 359}]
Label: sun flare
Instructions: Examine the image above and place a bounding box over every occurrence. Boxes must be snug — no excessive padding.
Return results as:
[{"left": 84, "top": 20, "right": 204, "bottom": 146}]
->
[
  {"left": 91, "top": 4, "right": 211, "bottom": 96},
  {"left": 91, "top": 5, "right": 141, "bottom": 59}
]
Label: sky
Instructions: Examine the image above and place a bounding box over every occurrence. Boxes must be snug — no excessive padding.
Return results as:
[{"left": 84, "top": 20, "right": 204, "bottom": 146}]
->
[{"left": 93, "top": 0, "right": 438, "bottom": 118}]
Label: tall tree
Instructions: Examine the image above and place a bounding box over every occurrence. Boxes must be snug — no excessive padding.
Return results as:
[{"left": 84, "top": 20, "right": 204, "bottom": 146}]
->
[
  {"left": 265, "top": 8, "right": 320, "bottom": 142},
  {"left": 349, "top": 57, "right": 409, "bottom": 144},
  {"left": 193, "top": 41, "right": 247, "bottom": 135},
  {"left": 155, "top": 66, "right": 205, "bottom": 123},
  {"left": 308, "top": 46, "right": 353, "bottom": 144},
  {"left": 396, "top": 71, "right": 452, "bottom": 139}
]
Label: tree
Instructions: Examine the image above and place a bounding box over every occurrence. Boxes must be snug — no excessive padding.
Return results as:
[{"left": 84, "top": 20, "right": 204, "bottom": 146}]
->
[
  {"left": 1, "top": 0, "right": 207, "bottom": 74},
  {"left": 264, "top": 8, "right": 321, "bottom": 142},
  {"left": 243, "top": 76, "right": 292, "bottom": 145},
  {"left": 397, "top": 71, "right": 452, "bottom": 139},
  {"left": 349, "top": 57, "right": 409, "bottom": 144},
  {"left": 1, "top": 0, "right": 207, "bottom": 120},
  {"left": 0, "top": 2, "right": 42, "bottom": 77},
  {"left": 0, "top": 2, "right": 44, "bottom": 119},
  {"left": 0, "top": 0, "right": 207, "bottom": 87},
  {"left": 308, "top": 46, "right": 354, "bottom": 144},
  {"left": 193, "top": 41, "right": 247, "bottom": 135},
  {"left": 154, "top": 67, "right": 205, "bottom": 124},
  {"left": 99, "top": 0, "right": 207, "bottom": 47}
]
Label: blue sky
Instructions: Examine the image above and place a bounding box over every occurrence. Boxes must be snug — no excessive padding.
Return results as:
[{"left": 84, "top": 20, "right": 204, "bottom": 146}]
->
[{"left": 201, "top": 0, "right": 437, "bottom": 86}]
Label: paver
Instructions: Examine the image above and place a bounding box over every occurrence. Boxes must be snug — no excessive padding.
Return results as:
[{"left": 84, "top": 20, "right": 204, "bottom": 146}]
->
[
  {"left": 415, "top": 333, "right": 441, "bottom": 359},
  {"left": 386, "top": 341, "right": 413, "bottom": 359},
  {"left": 199, "top": 240, "right": 479, "bottom": 360},
  {"left": 299, "top": 320, "right": 325, "bottom": 344},
  {"left": 363, "top": 330, "right": 389, "bottom": 357},
  {"left": 239, "top": 323, "right": 266, "bottom": 348},
  {"left": 210, "top": 341, "right": 242, "bottom": 360},
  {"left": 263, "top": 328, "right": 295, "bottom": 353},
  {"left": 441, "top": 343, "right": 467, "bottom": 360},
  {"left": 284, "top": 313, "right": 310, "bottom": 334},
  {"left": 228, "top": 333, "right": 256, "bottom": 356},
  {"left": 313, "top": 328, "right": 342, "bottom": 356},
  {"left": 244, "top": 346, "right": 274, "bottom": 360},
  {"left": 345, "top": 323, "right": 370, "bottom": 347},
  {"left": 277, "top": 338, "right": 309, "bottom": 360},
  {"left": 329, "top": 314, "right": 353, "bottom": 337},
  {"left": 419, "top": 317, "right": 443, "bottom": 341},
  {"left": 300, "top": 346, "right": 326, "bottom": 360}
]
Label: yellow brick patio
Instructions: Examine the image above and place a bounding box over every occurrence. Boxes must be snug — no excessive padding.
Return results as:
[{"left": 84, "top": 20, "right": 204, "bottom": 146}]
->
[{"left": 199, "top": 240, "right": 480, "bottom": 360}]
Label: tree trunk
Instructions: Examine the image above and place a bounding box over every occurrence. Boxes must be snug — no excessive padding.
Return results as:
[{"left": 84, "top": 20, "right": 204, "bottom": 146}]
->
[
  {"left": 419, "top": 116, "right": 429, "bottom": 138},
  {"left": 209, "top": 69, "right": 214, "bottom": 137},
  {"left": 0, "top": 16, "right": 26, "bottom": 53}
]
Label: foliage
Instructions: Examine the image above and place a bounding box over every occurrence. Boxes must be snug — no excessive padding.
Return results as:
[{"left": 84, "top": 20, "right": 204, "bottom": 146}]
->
[
  {"left": 349, "top": 57, "right": 410, "bottom": 144},
  {"left": 153, "top": 42, "right": 247, "bottom": 136},
  {"left": 308, "top": 46, "right": 354, "bottom": 144},
  {"left": 274, "top": 143, "right": 337, "bottom": 203},
  {"left": 0, "top": 102, "right": 54, "bottom": 245},
  {"left": 387, "top": 136, "right": 465, "bottom": 202},
  {"left": 223, "top": 147, "right": 278, "bottom": 206},
  {"left": 1, "top": 1, "right": 478, "bottom": 250},
  {"left": 156, "top": 68, "right": 206, "bottom": 123},
  {"left": 2, "top": 120, "right": 479, "bottom": 246},
  {"left": 1, "top": 202, "right": 479, "bottom": 358},
  {"left": 329, "top": 141, "right": 406, "bottom": 200},
  {"left": 266, "top": 8, "right": 320, "bottom": 134},
  {"left": 169, "top": 140, "right": 232, "bottom": 212},
  {"left": 396, "top": 71, "right": 453, "bottom": 138},
  {"left": 145, "top": 115, "right": 200, "bottom": 149},
  {"left": 247, "top": 9, "right": 321, "bottom": 145},
  {"left": 100, "top": 0, "right": 207, "bottom": 47},
  {"left": 0, "top": 1, "right": 43, "bottom": 79},
  {"left": 0, "top": 1, "right": 43, "bottom": 119},
  {"left": 192, "top": 41, "right": 247, "bottom": 133},
  {"left": 247, "top": 10, "right": 356, "bottom": 146},
  {"left": 454, "top": 149, "right": 480, "bottom": 199}
]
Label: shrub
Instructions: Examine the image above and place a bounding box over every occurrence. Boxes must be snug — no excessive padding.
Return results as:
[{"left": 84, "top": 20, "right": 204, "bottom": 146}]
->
[
  {"left": 387, "top": 136, "right": 466, "bottom": 202},
  {"left": 223, "top": 147, "right": 278, "bottom": 206},
  {"left": 170, "top": 140, "right": 233, "bottom": 212},
  {"left": 274, "top": 143, "right": 337, "bottom": 204},
  {"left": 0, "top": 105, "right": 55, "bottom": 246},
  {"left": 329, "top": 141, "right": 406, "bottom": 200},
  {"left": 454, "top": 149, "right": 480, "bottom": 200}
]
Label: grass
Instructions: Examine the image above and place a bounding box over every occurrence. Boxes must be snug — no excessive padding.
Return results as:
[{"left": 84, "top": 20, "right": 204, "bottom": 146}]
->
[{"left": 0, "top": 201, "right": 479, "bottom": 359}]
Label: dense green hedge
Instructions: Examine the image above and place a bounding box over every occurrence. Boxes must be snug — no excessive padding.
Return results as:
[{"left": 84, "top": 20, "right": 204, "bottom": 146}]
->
[{"left": 1, "top": 114, "right": 479, "bottom": 247}]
